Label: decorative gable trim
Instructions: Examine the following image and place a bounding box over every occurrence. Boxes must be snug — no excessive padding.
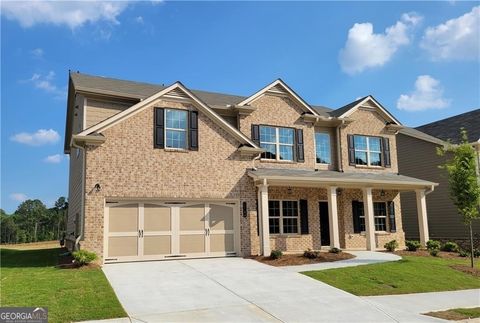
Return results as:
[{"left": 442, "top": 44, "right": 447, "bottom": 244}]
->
[
  {"left": 338, "top": 96, "right": 402, "bottom": 125},
  {"left": 77, "top": 82, "right": 260, "bottom": 149},
  {"left": 237, "top": 79, "right": 319, "bottom": 116}
]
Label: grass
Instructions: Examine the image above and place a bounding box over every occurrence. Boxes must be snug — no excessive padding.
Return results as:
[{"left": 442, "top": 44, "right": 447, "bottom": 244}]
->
[
  {"left": 303, "top": 255, "right": 480, "bottom": 296},
  {"left": 425, "top": 307, "right": 480, "bottom": 320},
  {"left": 0, "top": 247, "right": 126, "bottom": 323}
]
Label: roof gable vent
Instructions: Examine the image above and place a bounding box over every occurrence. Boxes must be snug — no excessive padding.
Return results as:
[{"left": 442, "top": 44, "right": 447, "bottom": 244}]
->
[
  {"left": 268, "top": 83, "right": 287, "bottom": 95},
  {"left": 164, "top": 87, "right": 191, "bottom": 100}
]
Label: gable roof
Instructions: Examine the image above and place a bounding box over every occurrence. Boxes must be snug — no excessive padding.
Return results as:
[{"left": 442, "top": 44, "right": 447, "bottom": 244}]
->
[
  {"left": 237, "top": 79, "right": 320, "bottom": 115},
  {"left": 330, "top": 95, "right": 402, "bottom": 125},
  {"left": 77, "top": 81, "right": 259, "bottom": 149},
  {"left": 416, "top": 109, "right": 480, "bottom": 144},
  {"left": 398, "top": 127, "right": 447, "bottom": 146}
]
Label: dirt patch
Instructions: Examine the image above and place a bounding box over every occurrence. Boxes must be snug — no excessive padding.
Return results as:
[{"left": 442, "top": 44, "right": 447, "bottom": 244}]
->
[
  {"left": 450, "top": 265, "right": 480, "bottom": 278},
  {"left": 424, "top": 309, "right": 475, "bottom": 321},
  {"left": 249, "top": 251, "right": 355, "bottom": 267},
  {"left": 392, "top": 250, "right": 462, "bottom": 259},
  {"left": 0, "top": 240, "right": 60, "bottom": 250}
]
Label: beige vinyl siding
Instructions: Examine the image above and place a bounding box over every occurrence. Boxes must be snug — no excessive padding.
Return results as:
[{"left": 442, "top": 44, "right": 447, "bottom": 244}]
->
[
  {"left": 397, "top": 133, "right": 480, "bottom": 239},
  {"left": 85, "top": 98, "right": 130, "bottom": 129}
]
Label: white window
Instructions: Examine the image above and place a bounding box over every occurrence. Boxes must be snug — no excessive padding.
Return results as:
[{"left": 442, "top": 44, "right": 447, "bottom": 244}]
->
[
  {"left": 260, "top": 126, "right": 294, "bottom": 161},
  {"left": 315, "top": 132, "right": 331, "bottom": 164},
  {"left": 268, "top": 200, "right": 299, "bottom": 234},
  {"left": 358, "top": 202, "right": 388, "bottom": 232},
  {"left": 354, "top": 135, "right": 382, "bottom": 166},
  {"left": 165, "top": 109, "right": 188, "bottom": 149}
]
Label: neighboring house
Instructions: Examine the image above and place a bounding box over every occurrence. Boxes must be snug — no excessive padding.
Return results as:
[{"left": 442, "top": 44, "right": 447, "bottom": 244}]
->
[
  {"left": 398, "top": 109, "right": 480, "bottom": 244},
  {"left": 64, "top": 72, "right": 436, "bottom": 263}
]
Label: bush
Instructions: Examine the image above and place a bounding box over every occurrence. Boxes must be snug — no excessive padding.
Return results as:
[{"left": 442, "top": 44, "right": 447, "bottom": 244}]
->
[
  {"left": 405, "top": 240, "right": 421, "bottom": 251},
  {"left": 442, "top": 241, "right": 459, "bottom": 252},
  {"left": 303, "top": 249, "right": 319, "bottom": 259},
  {"left": 72, "top": 249, "right": 97, "bottom": 266},
  {"left": 384, "top": 240, "right": 399, "bottom": 252},
  {"left": 474, "top": 249, "right": 480, "bottom": 258},
  {"left": 426, "top": 240, "right": 441, "bottom": 251},
  {"left": 429, "top": 249, "right": 439, "bottom": 257},
  {"left": 270, "top": 250, "right": 283, "bottom": 260},
  {"left": 458, "top": 249, "right": 469, "bottom": 257},
  {"left": 329, "top": 247, "right": 341, "bottom": 254}
]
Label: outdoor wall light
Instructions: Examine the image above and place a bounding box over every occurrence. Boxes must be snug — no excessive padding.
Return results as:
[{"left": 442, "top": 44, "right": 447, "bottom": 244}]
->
[
  {"left": 380, "top": 189, "right": 385, "bottom": 197},
  {"left": 336, "top": 188, "right": 343, "bottom": 196},
  {"left": 287, "top": 187, "right": 293, "bottom": 195},
  {"left": 94, "top": 183, "right": 101, "bottom": 192}
]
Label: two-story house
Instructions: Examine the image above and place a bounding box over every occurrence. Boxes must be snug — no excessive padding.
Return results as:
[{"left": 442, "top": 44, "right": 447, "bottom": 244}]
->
[{"left": 64, "top": 72, "right": 437, "bottom": 263}]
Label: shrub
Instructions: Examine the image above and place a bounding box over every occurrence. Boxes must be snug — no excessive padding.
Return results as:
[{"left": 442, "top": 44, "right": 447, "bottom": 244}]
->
[
  {"left": 72, "top": 249, "right": 97, "bottom": 266},
  {"left": 429, "top": 249, "right": 439, "bottom": 257},
  {"left": 303, "top": 249, "right": 319, "bottom": 259},
  {"left": 474, "top": 249, "right": 480, "bottom": 258},
  {"left": 442, "top": 241, "right": 459, "bottom": 252},
  {"left": 459, "top": 249, "right": 469, "bottom": 257},
  {"left": 426, "top": 240, "right": 441, "bottom": 251},
  {"left": 270, "top": 250, "right": 283, "bottom": 260},
  {"left": 329, "top": 247, "right": 341, "bottom": 254},
  {"left": 384, "top": 240, "right": 399, "bottom": 252},
  {"left": 405, "top": 240, "right": 421, "bottom": 251}
]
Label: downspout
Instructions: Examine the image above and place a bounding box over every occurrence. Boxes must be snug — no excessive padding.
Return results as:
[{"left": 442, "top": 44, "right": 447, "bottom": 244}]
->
[
  {"left": 71, "top": 140, "right": 86, "bottom": 251},
  {"left": 252, "top": 153, "right": 261, "bottom": 171}
]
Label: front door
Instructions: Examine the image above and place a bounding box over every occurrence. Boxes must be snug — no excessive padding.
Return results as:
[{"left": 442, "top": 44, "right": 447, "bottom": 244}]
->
[{"left": 319, "top": 201, "right": 330, "bottom": 246}]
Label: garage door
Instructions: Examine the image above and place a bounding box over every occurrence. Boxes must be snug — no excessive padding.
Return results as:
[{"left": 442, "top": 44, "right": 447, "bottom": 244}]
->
[{"left": 105, "top": 201, "right": 239, "bottom": 263}]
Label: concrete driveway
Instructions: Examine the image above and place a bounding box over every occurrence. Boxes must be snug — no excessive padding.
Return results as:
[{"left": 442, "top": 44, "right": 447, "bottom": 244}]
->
[{"left": 103, "top": 257, "right": 439, "bottom": 322}]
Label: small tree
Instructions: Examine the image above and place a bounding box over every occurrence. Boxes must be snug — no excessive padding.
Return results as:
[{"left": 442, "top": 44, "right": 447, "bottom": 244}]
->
[{"left": 438, "top": 129, "right": 480, "bottom": 268}]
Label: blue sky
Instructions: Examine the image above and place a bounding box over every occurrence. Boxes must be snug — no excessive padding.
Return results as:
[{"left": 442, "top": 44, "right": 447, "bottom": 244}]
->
[{"left": 1, "top": 1, "right": 479, "bottom": 213}]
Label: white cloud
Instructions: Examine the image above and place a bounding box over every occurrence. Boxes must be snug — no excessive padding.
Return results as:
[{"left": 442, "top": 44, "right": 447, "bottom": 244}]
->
[
  {"left": 0, "top": 1, "right": 130, "bottom": 29},
  {"left": 339, "top": 12, "right": 423, "bottom": 75},
  {"left": 10, "top": 193, "right": 27, "bottom": 202},
  {"left": 135, "top": 16, "right": 144, "bottom": 24},
  {"left": 44, "top": 154, "right": 63, "bottom": 163},
  {"left": 23, "top": 71, "right": 66, "bottom": 99},
  {"left": 31, "top": 48, "right": 44, "bottom": 58},
  {"left": 421, "top": 6, "right": 480, "bottom": 61},
  {"left": 11, "top": 129, "right": 60, "bottom": 146},
  {"left": 397, "top": 75, "right": 451, "bottom": 111}
]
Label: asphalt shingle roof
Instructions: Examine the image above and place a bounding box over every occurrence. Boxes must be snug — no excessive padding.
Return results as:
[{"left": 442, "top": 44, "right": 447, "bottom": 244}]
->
[{"left": 415, "top": 109, "right": 480, "bottom": 144}]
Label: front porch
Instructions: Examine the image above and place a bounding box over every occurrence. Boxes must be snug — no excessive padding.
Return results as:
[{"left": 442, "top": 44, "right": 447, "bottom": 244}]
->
[{"left": 249, "top": 169, "right": 437, "bottom": 255}]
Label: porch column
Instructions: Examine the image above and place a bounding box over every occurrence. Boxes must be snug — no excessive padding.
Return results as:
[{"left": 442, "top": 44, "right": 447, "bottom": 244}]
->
[
  {"left": 327, "top": 187, "right": 340, "bottom": 248},
  {"left": 257, "top": 179, "right": 270, "bottom": 256},
  {"left": 416, "top": 189, "right": 429, "bottom": 247},
  {"left": 362, "top": 187, "right": 376, "bottom": 251}
]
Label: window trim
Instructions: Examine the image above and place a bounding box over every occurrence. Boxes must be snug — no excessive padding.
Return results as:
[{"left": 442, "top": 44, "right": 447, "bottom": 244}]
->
[
  {"left": 314, "top": 131, "right": 331, "bottom": 165},
  {"left": 164, "top": 108, "right": 188, "bottom": 150},
  {"left": 358, "top": 201, "right": 389, "bottom": 233},
  {"left": 259, "top": 125, "right": 295, "bottom": 162},
  {"left": 353, "top": 135, "right": 382, "bottom": 167},
  {"left": 268, "top": 199, "right": 300, "bottom": 235}
]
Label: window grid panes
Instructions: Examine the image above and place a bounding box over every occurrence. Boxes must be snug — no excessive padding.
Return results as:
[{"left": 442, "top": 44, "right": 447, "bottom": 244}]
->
[
  {"left": 358, "top": 202, "right": 389, "bottom": 232},
  {"left": 165, "top": 109, "right": 188, "bottom": 149},
  {"left": 260, "top": 126, "right": 294, "bottom": 161},
  {"left": 268, "top": 200, "right": 299, "bottom": 234},
  {"left": 354, "top": 135, "right": 382, "bottom": 166},
  {"left": 315, "top": 132, "right": 331, "bottom": 164}
]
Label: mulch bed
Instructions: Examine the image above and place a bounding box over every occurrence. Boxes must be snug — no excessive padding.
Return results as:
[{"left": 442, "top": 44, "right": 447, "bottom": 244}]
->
[
  {"left": 392, "top": 250, "right": 462, "bottom": 259},
  {"left": 424, "top": 310, "right": 473, "bottom": 321},
  {"left": 450, "top": 264, "right": 480, "bottom": 277},
  {"left": 249, "top": 251, "right": 355, "bottom": 267}
]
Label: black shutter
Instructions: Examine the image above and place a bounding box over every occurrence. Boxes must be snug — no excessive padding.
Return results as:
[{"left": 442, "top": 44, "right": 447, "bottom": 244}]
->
[
  {"left": 296, "top": 129, "right": 305, "bottom": 162},
  {"left": 352, "top": 201, "right": 362, "bottom": 233},
  {"left": 382, "top": 137, "right": 391, "bottom": 168},
  {"left": 388, "top": 201, "right": 396, "bottom": 233},
  {"left": 348, "top": 135, "right": 355, "bottom": 165},
  {"left": 154, "top": 108, "right": 164, "bottom": 149},
  {"left": 189, "top": 111, "right": 198, "bottom": 151},
  {"left": 251, "top": 124, "right": 260, "bottom": 146},
  {"left": 300, "top": 199, "right": 309, "bottom": 234}
]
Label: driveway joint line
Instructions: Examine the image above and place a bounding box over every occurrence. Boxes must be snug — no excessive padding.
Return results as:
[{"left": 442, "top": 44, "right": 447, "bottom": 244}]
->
[{"left": 179, "top": 260, "right": 284, "bottom": 323}]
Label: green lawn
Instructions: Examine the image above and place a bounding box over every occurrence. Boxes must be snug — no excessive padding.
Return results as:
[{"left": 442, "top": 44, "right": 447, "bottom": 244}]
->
[
  {"left": 303, "top": 255, "right": 480, "bottom": 296},
  {"left": 0, "top": 247, "right": 126, "bottom": 323},
  {"left": 425, "top": 307, "right": 480, "bottom": 320}
]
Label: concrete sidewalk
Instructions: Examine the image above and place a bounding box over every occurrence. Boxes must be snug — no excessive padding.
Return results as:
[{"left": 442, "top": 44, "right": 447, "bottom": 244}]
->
[{"left": 282, "top": 250, "right": 401, "bottom": 272}]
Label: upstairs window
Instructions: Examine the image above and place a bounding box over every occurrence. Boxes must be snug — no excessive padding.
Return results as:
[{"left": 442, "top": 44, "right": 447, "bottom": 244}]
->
[
  {"left": 353, "top": 135, "right": 382, "bottom": 166},
  {"left": 315, "top": 132, "right": 331, "bottom": 164},
  {"left": 165, "top": 109, "right": 188, "bottom": 149},
  {"left": 260, "top": 126, "right": 294, "bottom": 161},
  {"left": 154, "top": 108, "right": 198, "bottom": 150}
]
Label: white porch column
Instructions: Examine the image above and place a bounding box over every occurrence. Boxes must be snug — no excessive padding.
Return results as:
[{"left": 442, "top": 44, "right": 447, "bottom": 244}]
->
[
  {"left": 327, "top": 187, "right": 340, "bottom": 248},
  {"left": 416, "top": 189, "right": 430, "bottom": 247},
  {"left": 257, "top": 179, "right": 270, "bottom": 256},
  {"left": 362, "top": 187, "right": 376, "bottom": 251}
]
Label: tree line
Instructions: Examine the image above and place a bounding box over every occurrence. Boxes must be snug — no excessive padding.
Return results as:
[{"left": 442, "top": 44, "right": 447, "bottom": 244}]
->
[{"left": 1, "top": 197, "right": 68, "bottom": 244}]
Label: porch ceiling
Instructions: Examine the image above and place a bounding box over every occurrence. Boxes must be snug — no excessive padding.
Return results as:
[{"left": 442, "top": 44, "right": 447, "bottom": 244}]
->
[{"left": 248, "top": 168, "right": 438, "bottom": 191}]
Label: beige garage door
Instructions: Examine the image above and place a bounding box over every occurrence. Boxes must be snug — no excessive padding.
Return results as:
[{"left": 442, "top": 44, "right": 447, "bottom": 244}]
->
[{"left": 105, "top": 201, "right": 238, "bottom": 262}]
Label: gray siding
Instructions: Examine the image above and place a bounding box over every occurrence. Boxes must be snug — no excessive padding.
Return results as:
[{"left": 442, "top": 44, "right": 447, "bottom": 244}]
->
[{"left": 397, "top": 133, "right": 480, "bottom": 240}]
